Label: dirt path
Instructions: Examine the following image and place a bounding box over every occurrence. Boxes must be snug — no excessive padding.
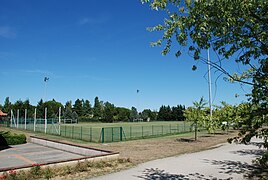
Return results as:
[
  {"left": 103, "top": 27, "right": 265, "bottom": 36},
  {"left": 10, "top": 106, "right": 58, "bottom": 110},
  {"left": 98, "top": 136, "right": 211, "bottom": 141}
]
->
[{"left": 91, "top": 138, "right": 264, "bottom": 180}]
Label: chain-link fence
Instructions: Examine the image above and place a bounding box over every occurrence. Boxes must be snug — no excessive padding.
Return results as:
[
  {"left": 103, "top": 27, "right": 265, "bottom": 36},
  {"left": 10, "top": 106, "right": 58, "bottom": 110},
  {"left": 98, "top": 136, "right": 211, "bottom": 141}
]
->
[{"left": 1, "top": 119, "right": 193, "bottom": 143}]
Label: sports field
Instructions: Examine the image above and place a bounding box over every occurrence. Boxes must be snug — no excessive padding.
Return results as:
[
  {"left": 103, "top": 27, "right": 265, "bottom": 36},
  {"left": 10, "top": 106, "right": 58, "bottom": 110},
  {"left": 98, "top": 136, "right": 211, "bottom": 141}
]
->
[
  {"left": 61, "top": 121, "right": 193, "bottom": 143},
  {"left": 5, "top": 120, "right": 193, "bottom": 143}
]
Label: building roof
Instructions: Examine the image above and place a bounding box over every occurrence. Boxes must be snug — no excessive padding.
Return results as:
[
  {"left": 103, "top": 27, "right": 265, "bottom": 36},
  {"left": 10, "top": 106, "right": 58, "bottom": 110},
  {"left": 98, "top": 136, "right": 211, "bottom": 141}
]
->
[{"left": 0, "top": 110, "right": 7, "bottom": 116}]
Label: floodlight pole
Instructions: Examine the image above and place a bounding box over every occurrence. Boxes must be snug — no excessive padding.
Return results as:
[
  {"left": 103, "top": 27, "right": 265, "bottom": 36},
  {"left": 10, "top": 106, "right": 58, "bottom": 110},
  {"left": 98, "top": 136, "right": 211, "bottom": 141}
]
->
[
  {"left": 45, "top": 107, "right": 47, "bottom": 133},
  {"left": 207, "top": 49, "right": 213, "bottom": 117},
  {"left": 137, "top": 89, "right": 140, "bottom": 118}
]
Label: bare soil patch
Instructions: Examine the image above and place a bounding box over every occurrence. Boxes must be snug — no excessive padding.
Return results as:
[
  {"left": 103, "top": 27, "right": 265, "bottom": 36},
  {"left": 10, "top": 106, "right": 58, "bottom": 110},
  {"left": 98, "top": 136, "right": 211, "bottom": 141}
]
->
[{"left": 86, "top": 131, "right": 238, "bottom": 164}]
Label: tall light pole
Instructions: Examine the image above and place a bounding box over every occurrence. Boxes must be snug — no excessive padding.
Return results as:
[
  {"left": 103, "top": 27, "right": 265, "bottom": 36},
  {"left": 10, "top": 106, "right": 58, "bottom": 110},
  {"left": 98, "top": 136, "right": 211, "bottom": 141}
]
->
[
  {"left": 207, "top": 49, "right": 213, "bottom": 117},
  {"left": 137, "top": 89, "right": 140, "bottom": 113}
]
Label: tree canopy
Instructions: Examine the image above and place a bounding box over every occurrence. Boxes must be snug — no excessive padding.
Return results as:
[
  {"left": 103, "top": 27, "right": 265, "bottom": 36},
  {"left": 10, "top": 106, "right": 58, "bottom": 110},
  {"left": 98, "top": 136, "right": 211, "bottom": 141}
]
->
[
  {"left": 142, "top": 0, "right": 268, "bottom": 167},
  {"left": 142, "top": 0, "right": 267, "bottom": 85}
]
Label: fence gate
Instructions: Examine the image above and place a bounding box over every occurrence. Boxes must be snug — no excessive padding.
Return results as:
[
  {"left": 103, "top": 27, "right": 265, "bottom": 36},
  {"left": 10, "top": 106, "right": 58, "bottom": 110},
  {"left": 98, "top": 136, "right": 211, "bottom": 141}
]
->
[{"left": 100, "top": 127, "right": 126, "bottom": 143}]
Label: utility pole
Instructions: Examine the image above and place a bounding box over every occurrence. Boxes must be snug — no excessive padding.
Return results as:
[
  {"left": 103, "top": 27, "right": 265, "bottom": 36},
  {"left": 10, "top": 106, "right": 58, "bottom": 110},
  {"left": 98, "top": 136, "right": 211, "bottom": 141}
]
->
[{"left": 207, "top": 49, "right": 213, "bottom": 117}]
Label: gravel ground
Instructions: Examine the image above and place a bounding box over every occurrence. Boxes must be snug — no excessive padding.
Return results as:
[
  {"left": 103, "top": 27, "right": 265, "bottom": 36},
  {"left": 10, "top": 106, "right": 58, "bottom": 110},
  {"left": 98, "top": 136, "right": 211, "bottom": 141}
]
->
[{"left": 91, "top": 138, "right": 265, "bottom": 180}]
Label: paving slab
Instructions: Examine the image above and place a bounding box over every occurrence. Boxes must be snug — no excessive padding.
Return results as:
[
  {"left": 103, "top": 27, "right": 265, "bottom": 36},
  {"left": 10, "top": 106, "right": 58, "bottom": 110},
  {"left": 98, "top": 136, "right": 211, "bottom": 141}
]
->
[
  {"left": 0, "top": 137, "right": 118, "bottom": 172},
  {"left": 0, "top": 143, "right": 84, "bottom": 171}
]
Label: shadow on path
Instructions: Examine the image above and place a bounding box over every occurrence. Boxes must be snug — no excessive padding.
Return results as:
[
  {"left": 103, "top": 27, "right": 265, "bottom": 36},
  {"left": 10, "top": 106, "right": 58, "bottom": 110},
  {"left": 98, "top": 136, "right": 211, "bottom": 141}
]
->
[
  {"left": 136, "top": 168, "right": 231, "bottom": 180},
  {"left": 231, "top": 149, "right": 265, "bottom": 156},
  {"left": 203, "top": 159, "right": 254, "bottom": 175}
]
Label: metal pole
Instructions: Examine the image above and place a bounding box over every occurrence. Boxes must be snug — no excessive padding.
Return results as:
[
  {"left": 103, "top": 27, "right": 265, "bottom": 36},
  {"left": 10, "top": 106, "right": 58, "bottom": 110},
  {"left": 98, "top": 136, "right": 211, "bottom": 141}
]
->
[
  {"left": 207, "top": 49, "right": 213, "bottom": 117},
  {"left": 24, "top": 109, "right": 27, "bottom": 130},
  {"left": 58, "top": 107, "right": 61, "bottom": 135},
  {"left": 34, "top": 108, "right": 36, "bottom": 132},
  {"left": 10, "top": 110, "right": 12, "bottom": 128},
  {"left": 45, "top": 107, "right": 47, "bottom": 133},
  {"left": 17, "top": 109, "right": 19, "bottom": 128}
]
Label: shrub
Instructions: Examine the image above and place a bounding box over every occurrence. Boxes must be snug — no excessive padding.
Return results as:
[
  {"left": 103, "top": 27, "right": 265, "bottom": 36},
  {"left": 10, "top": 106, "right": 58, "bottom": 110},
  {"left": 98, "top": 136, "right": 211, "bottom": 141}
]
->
[
  {"left": 43, "top": 167, "right": 53, "bottom": 180},
  {"left": 2, "top": 132, "right": 26, "bottom": 145},
  {"left": 30, "top": 164, "right": 41, "bottom": 177},
  {"left": 0, "top": 131, "right": 8, "bottom": 146}
]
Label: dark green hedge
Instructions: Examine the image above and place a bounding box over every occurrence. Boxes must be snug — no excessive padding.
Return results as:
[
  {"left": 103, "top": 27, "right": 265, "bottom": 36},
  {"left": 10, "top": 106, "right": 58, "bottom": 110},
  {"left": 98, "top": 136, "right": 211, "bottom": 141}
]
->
[{"left": 1, "top": 131, "right": 26, "bottom": 145}]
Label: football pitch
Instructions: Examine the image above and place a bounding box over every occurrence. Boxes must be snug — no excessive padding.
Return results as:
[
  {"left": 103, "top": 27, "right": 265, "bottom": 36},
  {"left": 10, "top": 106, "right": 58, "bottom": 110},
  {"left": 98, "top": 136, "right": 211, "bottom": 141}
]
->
[
  {"left": 61, "top": 121, "right": 192, "bottom": 143},
  {"left": 7, "top": 120, "right": 193, "bottom": 143}
]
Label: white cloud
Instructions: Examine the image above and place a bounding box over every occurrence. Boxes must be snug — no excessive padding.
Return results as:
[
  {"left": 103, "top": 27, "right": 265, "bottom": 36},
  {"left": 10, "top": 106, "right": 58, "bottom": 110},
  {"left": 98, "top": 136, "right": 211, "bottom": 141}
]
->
[
  {"left": 22, "top": 69, "right": 52, "bottom": 75},
  {"left": 0, "top": 26, "right": 16, "bottom": 38},
  {"left": 78, "top": 16, "right": 108, "bottom": 26}
]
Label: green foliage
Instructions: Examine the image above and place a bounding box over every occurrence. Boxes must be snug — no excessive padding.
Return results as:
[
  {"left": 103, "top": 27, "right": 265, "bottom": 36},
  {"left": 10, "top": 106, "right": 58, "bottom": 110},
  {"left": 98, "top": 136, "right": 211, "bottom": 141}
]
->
[
  {"left": 3, "top": 97, "right": 12, "bottom": 116},
  {"left": 73, "top": 99, "right": 83, "bottom": 117},
  {"left": 82, "top": 99, "right": 92, "bottom": 116},
  {"left": 30, "top": 164, "right": 41, "bottom": 177},
  {"left": 102, "top": 102, "right": 116, "bottom": 123},
  {"left": 2, "top": 131, "right": 26, "bottom": 145},
  {"left": 142, "top": 0, "right": 267, "bottom": 64},
  {"left": 43, "top": 100, "right": 63, "bottom": 118},
  {"left": 114, "top": 107, "right": 131, "bottom": 122},
  {"left": 43, "top": 167, "right": 53, "bottom": 180},
  {"left": 130, "top": 107, "right": 139, "bottom": 121},
  {"left": 158, "top": 104, "right": 185, "bottom": 121},
  {"left": 93, "top": 96, "right": 103, "bottom": 120},
  {"left": 143, "top": 0, "right": 268, "bottom": 166},
  {"left": 158, "top": 105, "right": 172, "bottom": 121},
  {"left": 184, "top": 97, "right": 207, "bottom": 140}
]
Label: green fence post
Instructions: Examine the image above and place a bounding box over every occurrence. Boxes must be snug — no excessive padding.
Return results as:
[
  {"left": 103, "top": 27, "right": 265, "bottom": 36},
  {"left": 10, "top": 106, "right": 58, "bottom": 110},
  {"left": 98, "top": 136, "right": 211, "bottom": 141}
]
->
[
  {"left": 152, "top": 125, "right": 154, "bottom": 136},
  {"left": 72, "top": 126, "right": 74, "bottom": 139},
  {"left": 81, "top": 126, "right": 83, "bottom": 140},
  {"left": 120, "top": 127, "right": 123, "bottom": 141},
  {"left": 184, "top": 121, "right": 186, "bottom": 132},
  {"left": 177, "top": 124, "right": 179, "bottom": 133},
  {"left": 130, "top": 126, "right": 132, "bottom": 139},
  {"left": 142, "top": 126, "right": 143, "bottom": 138},
  {"left": 170, "top": 124, "right": 171, "bottom": 134},
  {"left": 112, "top": 127, "right": 114, "bottom": 142},
  {"left": 101, "top": 128, "right": 104, "bottom": 143},
  {"left": 90, "top": 127, "right": 92, "bottom": 142},
  {"left": 162, "top": 125, "right": 163, "bottom": 135}
]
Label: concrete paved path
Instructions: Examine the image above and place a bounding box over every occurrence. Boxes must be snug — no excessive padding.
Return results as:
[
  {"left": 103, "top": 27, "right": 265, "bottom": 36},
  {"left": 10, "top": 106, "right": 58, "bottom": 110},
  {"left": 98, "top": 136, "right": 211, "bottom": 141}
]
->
[
  {"left": 0, "top": 143, "right": 84, "bottom": 171},
  {"left": 92, "top": 139, "right": 264, "bottom": 180}
]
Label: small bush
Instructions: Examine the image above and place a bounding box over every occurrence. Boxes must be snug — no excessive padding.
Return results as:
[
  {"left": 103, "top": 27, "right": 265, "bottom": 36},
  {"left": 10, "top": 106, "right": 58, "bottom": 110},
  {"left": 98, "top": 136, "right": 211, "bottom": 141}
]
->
[
  {"left": 43, "top": 167, "right": 53, "bottom": 180},
  {"left": 30, "top": 164, "right": 41, "bottom": 177},
  {"left": 62, "top": 165, "right": 72, "bottom": 175},
  {"left": 2, "top": 132, "right": 26, "bottom": 145}
]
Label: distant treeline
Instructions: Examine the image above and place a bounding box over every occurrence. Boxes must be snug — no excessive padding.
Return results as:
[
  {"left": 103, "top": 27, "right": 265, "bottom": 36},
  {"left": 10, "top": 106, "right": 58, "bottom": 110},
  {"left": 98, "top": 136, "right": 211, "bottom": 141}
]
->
[{"left": 0, "top": 97, "right": 186, "bottom": 122}]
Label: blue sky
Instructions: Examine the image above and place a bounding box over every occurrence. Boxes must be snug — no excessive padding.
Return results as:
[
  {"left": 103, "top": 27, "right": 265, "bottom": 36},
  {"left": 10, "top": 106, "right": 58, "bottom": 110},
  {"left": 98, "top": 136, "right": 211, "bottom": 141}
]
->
[{"left": 0, "top": 0, "right": 250, "bottom": 111}]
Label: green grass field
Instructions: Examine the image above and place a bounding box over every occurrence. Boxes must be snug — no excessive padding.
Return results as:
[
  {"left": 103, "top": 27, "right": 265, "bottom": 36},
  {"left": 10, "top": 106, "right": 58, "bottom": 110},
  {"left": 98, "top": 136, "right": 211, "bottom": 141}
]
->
[
  {"left": 59, "top": 121, "right": 193, "bottom": 143},
  {"left": 6, "top": 120, "right": 193, "bottom": 143}
]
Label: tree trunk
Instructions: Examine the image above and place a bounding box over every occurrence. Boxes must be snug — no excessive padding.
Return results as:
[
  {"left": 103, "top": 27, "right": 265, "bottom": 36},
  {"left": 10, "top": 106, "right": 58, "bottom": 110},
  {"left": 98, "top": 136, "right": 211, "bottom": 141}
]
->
[{"left": 194, "top": 122, "right": 197, "bottom": 141}]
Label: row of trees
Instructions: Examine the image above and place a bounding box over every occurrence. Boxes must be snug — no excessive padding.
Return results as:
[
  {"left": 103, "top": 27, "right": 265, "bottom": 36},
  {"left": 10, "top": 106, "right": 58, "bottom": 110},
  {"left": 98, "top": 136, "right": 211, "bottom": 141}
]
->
[
  {"left": 158, "top": 105, "right": 185, "bottom": 121},
  {"left": 0, "top": 97, "right": 186, "bottom": 123}
]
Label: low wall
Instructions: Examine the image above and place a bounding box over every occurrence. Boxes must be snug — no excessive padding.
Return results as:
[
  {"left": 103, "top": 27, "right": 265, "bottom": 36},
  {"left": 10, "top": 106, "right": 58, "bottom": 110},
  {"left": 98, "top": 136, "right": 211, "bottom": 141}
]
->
[{"left": 30, "top": 136, "right": 116, "bottom": 157}]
